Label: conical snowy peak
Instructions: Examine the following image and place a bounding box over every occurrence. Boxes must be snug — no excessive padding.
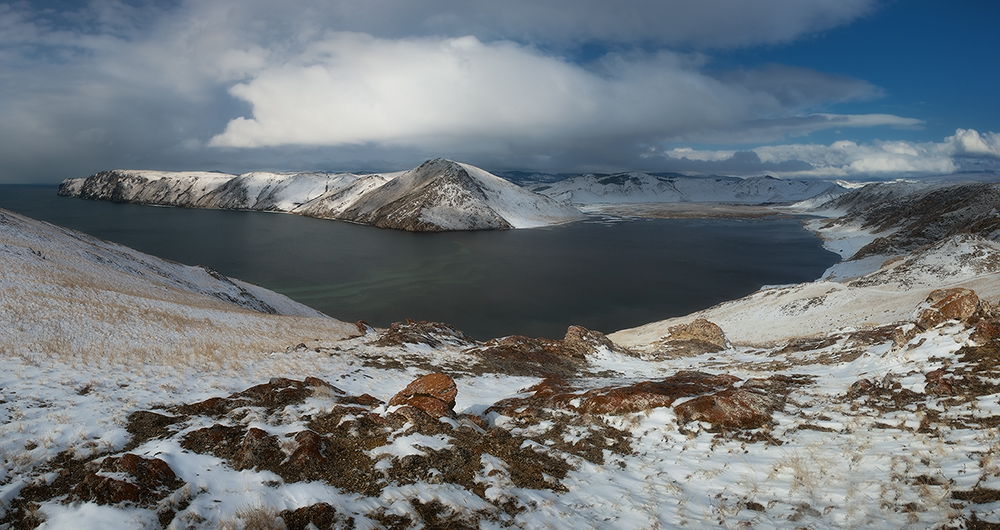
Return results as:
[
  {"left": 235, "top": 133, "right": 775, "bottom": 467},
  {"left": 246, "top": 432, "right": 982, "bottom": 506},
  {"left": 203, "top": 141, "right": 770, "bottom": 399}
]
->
[{"left": 337, "top": 158, "right": 584, "bottom": 231}]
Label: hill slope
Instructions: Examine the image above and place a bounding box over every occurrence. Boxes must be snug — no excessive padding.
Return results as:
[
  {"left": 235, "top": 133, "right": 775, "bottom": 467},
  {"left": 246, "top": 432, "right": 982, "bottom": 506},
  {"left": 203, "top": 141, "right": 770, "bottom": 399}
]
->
[{"left": 532, "top": 172, "right": 844, "bottom": 205}]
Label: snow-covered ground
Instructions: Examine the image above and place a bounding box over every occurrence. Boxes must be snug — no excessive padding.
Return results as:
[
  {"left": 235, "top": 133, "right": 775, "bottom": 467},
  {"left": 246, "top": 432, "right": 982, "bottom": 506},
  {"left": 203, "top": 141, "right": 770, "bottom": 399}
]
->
[{"left": 4, "top": 179, "right": 1000, "bottom": 529}]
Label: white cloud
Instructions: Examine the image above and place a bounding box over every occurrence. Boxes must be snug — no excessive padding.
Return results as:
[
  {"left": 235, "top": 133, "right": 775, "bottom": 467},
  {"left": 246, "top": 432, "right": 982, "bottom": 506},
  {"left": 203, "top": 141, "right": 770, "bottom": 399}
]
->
[
  {"left": 660, "top": 129, "right": 1000, "bottom": 179},
  {"left": 208, "top": 33, "right": 901, "bottom": 153}
]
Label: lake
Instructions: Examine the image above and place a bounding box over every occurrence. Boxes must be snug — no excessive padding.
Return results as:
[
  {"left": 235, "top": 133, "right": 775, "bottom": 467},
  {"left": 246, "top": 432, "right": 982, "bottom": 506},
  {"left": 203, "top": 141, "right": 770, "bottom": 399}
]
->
[{"left": 0, "top": 185, "right": 838, "bottom": 340}]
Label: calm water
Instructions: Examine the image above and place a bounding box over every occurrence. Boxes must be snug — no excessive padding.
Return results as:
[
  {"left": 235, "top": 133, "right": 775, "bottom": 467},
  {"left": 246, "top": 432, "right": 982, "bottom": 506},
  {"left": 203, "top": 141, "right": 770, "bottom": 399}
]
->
[{"left": 0, "top": 185, "right": 838, "bottom": 339}]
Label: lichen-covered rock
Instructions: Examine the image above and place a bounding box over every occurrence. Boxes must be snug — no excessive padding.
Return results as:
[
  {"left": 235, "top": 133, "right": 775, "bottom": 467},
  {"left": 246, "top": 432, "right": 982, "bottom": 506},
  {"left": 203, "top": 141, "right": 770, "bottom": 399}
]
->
[
  {"left": 489, "top": 371, "right": 741, "bottom": 417},
  {"left": 644, "top": 318, "right": 730, "bottom": 359},
  {"left": 388, "top": 372, "right": 458, "bottom": 417},
  {"left": 561, "top": 325, "right": 633, "bottom": 358},
  {"left": 668, "top": 318, "right": 729, "bottom": 349},
  {"left": 574, "top": 372, "right": 740, "bottom": 414},
  {"left": 915, "top": 288, "right": 981, "bottom": 330},
  {"left": 375, "top": 320, "right": 478, "bottom": 348},
  {"left": 73, "top": 453, "right": 182, "bottom": 506},
  {"left": 674, "top": 388, "right": 782, "bottom": 430}
]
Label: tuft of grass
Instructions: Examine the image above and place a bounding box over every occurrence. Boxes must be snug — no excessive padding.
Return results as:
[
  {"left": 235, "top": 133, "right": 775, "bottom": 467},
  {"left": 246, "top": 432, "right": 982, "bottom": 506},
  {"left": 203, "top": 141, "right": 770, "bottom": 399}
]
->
[{"left": 220, "top": 503, "right": 286, "bottom": 530}]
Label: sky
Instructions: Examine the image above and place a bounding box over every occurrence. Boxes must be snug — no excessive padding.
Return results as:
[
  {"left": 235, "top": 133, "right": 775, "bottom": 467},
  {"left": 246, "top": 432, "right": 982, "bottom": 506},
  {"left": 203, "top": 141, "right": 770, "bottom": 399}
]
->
[{"left": 1, "top": 0, "right": 998, "bottom": 183}]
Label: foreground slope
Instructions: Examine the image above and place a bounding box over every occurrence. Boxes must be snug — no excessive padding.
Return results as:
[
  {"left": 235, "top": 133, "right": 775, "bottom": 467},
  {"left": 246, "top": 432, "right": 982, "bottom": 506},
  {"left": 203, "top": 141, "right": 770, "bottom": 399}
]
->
[
  {"left": 4, "top": 182, "right": 1000, "bottom": 528},
  {"left": 0, "top": 207, "right": 356, "bottom": 361},
  {"left": 57, "top": 159, "right": 583, "bottom": 232}
]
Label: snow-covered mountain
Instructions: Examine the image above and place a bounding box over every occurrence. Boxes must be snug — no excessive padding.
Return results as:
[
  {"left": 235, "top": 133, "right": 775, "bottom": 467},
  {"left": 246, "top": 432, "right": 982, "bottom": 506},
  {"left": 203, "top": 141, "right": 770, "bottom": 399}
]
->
[
  {"left": 58, "top": 159, "right": 584, "bottom": 232},
  {"left": 335, "top": 158, "right": 584, "bottom": 230},
  {"left": 531, "top": 171, "right": 845, "bottom": 204}
]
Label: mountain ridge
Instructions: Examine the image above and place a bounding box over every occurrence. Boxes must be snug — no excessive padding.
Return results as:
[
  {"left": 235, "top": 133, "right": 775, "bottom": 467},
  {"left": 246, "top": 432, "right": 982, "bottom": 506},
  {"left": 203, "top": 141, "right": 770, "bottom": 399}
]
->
[{"left": 58, "top": 159, "right": 584, "bottom": 232}]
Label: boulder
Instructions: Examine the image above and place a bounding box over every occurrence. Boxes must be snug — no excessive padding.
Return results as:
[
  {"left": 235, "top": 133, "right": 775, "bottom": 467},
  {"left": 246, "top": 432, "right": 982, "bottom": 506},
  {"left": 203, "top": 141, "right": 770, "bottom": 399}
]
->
[
  {"left": 646, "top": 318, "right": 730, "bottom": 358},
  {"left": 375, "top": 320, "right": 478, "bottom": 348},
  {"left": 467, "top": 325, "right": 626, "bottom": 376},
  {"left": 674, "top": 388, "right": 781, "bottom": 430},
  {"left": 667, "top": 318, "right": 729, "bottom": 350},
  {"left": 73, "top": 454, "right": 182, "bottom": 506},
  {"left": 574, "top": 372, "right": 740, "bottom": 414},
  {"left": 924, "top": 369, "right": 954, "bottom": 396},
  {"left": 388, "top": 372, "right": 458, "bottom": 417},
  {"left": 561, "top": 325, "right": 632, "bottom": 358},
  {"left": 915, "top": 288, "right": 981, "bottom": 330}
]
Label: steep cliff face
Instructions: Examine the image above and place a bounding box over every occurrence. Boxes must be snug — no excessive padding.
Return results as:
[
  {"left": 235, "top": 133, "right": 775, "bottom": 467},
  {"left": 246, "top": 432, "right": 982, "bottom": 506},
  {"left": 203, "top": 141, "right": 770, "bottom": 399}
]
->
[{"left": 58, "top": 160, "right": 584, "bottom": 232}]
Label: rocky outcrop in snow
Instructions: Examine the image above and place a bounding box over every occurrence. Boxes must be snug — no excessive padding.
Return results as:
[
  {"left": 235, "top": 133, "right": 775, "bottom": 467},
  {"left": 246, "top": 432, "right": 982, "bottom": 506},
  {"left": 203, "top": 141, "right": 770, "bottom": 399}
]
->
[
  {"left": 58, "top": 159, "right": 584, "bottom": 232},
  {"left": 531, "top": 171, "right": 844, "bottom": 205},
  {"left": 811, "top": 180, "right": 1000, "bottom": 261}
]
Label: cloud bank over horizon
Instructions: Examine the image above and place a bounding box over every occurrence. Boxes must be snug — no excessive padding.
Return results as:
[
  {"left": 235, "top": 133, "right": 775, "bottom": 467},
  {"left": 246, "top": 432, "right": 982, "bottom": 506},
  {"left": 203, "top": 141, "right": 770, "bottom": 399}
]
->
[{"left": 0, "top": 0, "right": 997, "bottom": 182}]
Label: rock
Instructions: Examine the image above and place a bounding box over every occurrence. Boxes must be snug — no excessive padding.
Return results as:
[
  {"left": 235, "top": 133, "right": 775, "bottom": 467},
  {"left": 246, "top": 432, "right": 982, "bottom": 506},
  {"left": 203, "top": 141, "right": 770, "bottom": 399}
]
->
[
  {"left": 388, "top": 372, "right": 458, "bottom": 417},
  {"left": 466, "top": 326, "right": 622, "bottom": 376},
  {"left": 574, "top": 371, "right": 740, "bottom": 414},
  {"left": 674, "top": 388, "right": 781, "bottom": 430},
  {"left": 915, "top": 288, "right": 981, "bottom": 330},
  {"left": 73, "top": 454, "right": 182, "bottom": 506},
  {"left": 924, "top": 370, "right": 953, "bottom": 396},
  {"left": 234, "top": 427, "right": 283, "bottom": 471},
  {"left": 355, "top": 320, "right": 376, "bottom": 335},
  {"left": 972, "top": 319, "right": 1000, "bottom": 343},
  {"left": 561, "top": 325, "right": 632, "bottom": 358},
  {"left": 668, "top": 318, "right": 729, "bottom": 350},
  {"left": 645, "top": 318, "right": 730, "bottom": 358},
  {"left": 375, "top": 320, "right": 478, "bottom": 348}
]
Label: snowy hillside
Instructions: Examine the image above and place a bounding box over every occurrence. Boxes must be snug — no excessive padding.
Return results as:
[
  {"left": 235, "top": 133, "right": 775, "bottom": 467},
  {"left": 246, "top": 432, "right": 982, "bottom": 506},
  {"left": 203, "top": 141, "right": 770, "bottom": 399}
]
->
[
  {"left": 5, "top": 180, "right": 1000, "bottom": 528},
  {"left": 0, "top": 207, "right": 355, "bottom": 361},
  {"left": 58, "top": 160, "right": 583, "bottom": 232},
  {"left": 336, "top": 159, "right": 584, "bottom": 231},
  {"left": 532, "top": 172, "right": 845, "bottom": 205}
]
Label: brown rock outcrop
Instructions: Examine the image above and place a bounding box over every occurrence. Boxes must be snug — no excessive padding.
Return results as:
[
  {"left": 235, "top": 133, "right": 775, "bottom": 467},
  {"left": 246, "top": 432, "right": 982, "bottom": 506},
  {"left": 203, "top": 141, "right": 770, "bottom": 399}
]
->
[
  {"left": 674, "top": 388, "right": 782, "bottom": 430},
  {"left": 668, "top": 318, "right": 729, "bottom": 349},
  {"left": 646, "top": 318, "right": 730, "bottom": 358},
  {"left": 468, "top": 325, "right": 631, "bottom": 376},
  {"left": 375, "top": 320, "right": 478, "bottom": 348},
  {"left": 915, "top": 288, "right": 982, "bottom": 330},
  {"left": 489, "top": 371, "right": 741, "bottom": 417},
  {"left": 388, "top": 372, "right": 458, "bottom": 417},
  {"left": 73, "top": 453, "right": 182, "bottom": 506}
]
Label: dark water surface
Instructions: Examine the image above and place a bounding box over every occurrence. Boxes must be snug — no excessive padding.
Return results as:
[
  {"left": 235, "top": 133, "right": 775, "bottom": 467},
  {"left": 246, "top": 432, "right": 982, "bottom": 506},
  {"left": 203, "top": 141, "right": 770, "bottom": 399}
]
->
[{"left": 0, "top": 185, "right": 838, "bottom": 339}]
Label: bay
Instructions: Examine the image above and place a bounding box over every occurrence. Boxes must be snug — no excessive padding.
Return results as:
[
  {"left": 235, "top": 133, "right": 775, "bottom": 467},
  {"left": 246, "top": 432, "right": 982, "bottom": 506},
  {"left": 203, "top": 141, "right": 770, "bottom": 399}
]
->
[{"left": 0, "top": 185, "right": 838, "bottom": 340}]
